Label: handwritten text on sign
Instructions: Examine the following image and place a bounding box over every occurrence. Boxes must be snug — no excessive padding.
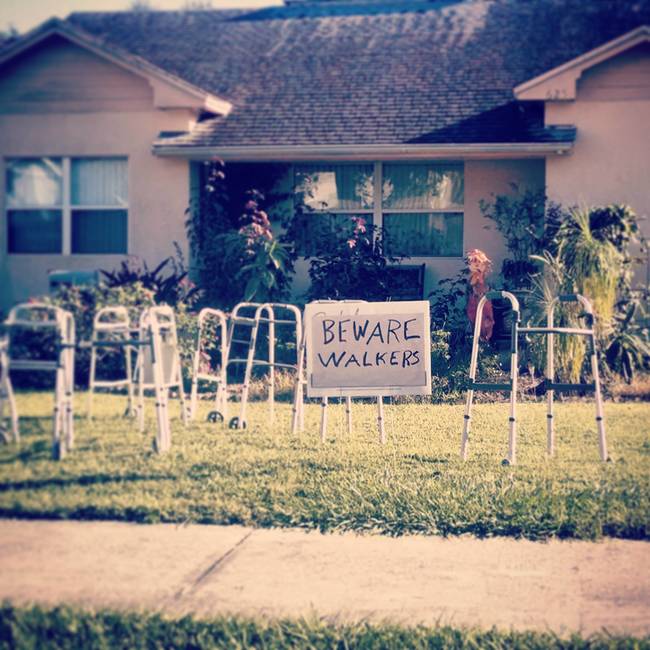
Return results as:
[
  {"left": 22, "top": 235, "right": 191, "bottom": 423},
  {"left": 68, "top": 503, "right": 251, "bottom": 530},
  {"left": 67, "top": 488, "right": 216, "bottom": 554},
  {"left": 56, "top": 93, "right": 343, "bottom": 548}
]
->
[{"left": 305, "top": 301, "right": 431, "bottom": 397}]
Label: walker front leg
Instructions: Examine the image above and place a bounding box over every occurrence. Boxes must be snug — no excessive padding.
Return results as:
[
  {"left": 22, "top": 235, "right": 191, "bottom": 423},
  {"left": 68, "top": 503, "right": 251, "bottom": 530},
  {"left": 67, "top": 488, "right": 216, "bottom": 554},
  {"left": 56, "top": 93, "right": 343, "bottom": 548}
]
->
[
  {"left": 460, "top": 388, "right": 475, "bottom": 461},
  {"left": 590, "top": 332, "right": 608, "bottom": 461}
]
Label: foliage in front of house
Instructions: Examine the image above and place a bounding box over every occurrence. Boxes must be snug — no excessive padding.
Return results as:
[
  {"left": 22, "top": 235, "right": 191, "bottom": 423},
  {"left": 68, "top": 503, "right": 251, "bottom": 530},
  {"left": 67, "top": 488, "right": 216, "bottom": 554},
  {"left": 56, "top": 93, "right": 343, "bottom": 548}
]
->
[
  {"left": 185, "top": 160, "right": 295, "bottom": 309},
  {"left": 479, "top": 194, "right": 649, "bottom": 385},
  {"left": 306, "top": 218, "right": 403, "bottom": 302}
]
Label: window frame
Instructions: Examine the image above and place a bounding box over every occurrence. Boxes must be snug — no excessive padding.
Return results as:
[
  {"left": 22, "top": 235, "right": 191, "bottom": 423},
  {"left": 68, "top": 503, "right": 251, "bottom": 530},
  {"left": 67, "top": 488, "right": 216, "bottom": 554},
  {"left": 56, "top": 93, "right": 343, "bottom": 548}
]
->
[
  {"left": 5, "top": 155, "right": 128, "bottom": 256},
  {"left": 293, "top": 161, "right": 464, "bottom": 259}
]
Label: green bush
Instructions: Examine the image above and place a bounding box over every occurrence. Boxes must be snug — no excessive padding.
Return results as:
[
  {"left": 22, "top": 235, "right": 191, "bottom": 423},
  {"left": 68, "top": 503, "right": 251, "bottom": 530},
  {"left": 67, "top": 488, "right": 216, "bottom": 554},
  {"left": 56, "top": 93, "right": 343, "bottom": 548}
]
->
[
  {"left": 307, "top": 219, "right": 402, "bottom": 301},
  {"left": 186, "top": 161, "right": 294, "bottom": 309}
]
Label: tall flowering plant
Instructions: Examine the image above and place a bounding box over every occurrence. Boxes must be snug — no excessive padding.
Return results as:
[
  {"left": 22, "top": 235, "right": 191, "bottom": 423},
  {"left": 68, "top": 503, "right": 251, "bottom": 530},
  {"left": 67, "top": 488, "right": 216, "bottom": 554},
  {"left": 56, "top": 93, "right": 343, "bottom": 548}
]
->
[
  {"left": 465, "top": 248, "right": 494, "bottom": 341},
  {"left": 306, "top": 216, "right": 403, "bottom": 301},
  {"left": 186, "top": 160, "right": 294, "bottom": 308},
  {"left": 236, "top": 191, "right": 291, "bottom": 302}
]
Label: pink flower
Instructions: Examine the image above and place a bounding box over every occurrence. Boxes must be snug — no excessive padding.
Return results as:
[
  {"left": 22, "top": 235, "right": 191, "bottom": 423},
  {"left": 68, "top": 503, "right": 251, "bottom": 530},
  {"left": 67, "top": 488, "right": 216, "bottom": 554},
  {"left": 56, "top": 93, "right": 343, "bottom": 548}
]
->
[{"left": 347, "top": 238, "right": 357, "bottom": 249}]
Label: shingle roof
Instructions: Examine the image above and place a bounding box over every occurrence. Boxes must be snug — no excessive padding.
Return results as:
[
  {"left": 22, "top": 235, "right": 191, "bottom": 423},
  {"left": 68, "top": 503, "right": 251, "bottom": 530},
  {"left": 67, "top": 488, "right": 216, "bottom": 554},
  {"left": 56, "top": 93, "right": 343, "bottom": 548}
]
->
[{"left": 63, "top": 0, "right": 650, "bottom": 147}]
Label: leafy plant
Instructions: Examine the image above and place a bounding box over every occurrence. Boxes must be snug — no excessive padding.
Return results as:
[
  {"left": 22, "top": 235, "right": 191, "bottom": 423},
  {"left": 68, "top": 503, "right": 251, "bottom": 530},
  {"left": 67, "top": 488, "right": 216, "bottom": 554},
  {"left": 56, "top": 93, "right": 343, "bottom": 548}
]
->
[
  {"left": 480, "top": 187, "right": 549, "bottom": 289},
  {"left": 306, "top": 218, "right": 402, "bottom": 301},
  {"left": 186, "top": 160, "right": 294, "bottom": 308},
  {"left": 527, "top": 251, "right": 587, "bottom": 383},
  {"left": 606, "top": 295, "right": 650, "bottom": 383},
  {"left": 100, "top": 243, "right": 199, "bottom": 307},
  {"left": 429, "top": 269, "right": 469, "bottom": 345},
  {"left": 554, "top": 206, "right": 623, "bottom": 332}
]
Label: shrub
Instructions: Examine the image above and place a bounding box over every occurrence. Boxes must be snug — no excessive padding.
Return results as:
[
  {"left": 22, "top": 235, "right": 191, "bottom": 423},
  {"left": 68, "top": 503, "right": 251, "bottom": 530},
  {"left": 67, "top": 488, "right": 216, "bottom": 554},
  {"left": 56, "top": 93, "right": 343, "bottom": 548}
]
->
[
  {"left": 100, "top": 243, "right": 198, "bottom": 307},
  {"left": 528, "top": 204, "right": 647, "bottom": 384},
  {"left": 186, "top": 160, "right": 294, "bottom": 309},
  {"left": 306, "top": 218, "right": 402, "bottom": 301}
]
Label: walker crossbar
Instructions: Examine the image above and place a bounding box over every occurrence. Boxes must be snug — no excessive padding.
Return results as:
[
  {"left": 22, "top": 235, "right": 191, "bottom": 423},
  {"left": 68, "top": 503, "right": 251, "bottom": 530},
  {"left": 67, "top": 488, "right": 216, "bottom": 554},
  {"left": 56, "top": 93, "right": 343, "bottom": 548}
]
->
[
  {"left": 87, "top": 306, "right": 135, "bottom": 418},
  {"left": 460, "top": 292, "right": 607, "bottom": 464},
  {"left": 4, "top": 303, "right": 75, "bottom": 459},
  {"left": 189, "top": 308, "right": 228, "bottom": 422}
]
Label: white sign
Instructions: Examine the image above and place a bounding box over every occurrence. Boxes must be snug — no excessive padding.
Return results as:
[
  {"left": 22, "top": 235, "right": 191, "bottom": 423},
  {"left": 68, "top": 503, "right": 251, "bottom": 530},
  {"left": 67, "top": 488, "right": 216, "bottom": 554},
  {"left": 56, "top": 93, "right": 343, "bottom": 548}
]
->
[{"left": 305, "top": 301, "right": 431, "bottom": 398}]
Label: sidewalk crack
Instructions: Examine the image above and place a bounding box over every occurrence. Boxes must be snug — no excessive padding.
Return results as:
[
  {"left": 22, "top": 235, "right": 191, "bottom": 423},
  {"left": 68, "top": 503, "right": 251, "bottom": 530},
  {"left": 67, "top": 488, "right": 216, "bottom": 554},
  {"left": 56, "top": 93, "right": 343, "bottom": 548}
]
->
[{"left": 169, "top": 530, "right": 253, "bottom": 604}]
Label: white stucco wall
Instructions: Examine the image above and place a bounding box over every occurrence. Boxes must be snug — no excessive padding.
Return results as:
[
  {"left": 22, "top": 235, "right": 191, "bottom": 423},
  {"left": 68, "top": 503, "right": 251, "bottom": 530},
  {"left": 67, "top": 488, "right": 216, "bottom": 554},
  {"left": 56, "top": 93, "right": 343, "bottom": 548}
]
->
[
  {"left": 0, "top": 38, "right": 193, "bottom": 311},
  {"left": 545, "top": 43, "right": 650, "bottom": 284}
]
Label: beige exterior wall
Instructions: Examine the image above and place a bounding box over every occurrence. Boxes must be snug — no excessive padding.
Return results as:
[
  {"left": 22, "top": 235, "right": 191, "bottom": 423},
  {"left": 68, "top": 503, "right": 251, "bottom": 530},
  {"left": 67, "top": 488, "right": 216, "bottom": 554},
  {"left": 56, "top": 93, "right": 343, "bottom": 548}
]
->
[
  {"left": 545, "top": 43, "right": 650, "bottom": 282},
  {"left": 0, "top": 39, "right": 193, "bottom": 311}
]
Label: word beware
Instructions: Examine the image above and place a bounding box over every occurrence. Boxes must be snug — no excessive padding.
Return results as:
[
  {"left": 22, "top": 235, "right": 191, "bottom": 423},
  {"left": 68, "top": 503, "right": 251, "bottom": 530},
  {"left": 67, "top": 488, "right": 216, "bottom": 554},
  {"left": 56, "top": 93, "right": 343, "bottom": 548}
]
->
[{"left": 321, "top": 318, "right": 421, "bottom": 346}]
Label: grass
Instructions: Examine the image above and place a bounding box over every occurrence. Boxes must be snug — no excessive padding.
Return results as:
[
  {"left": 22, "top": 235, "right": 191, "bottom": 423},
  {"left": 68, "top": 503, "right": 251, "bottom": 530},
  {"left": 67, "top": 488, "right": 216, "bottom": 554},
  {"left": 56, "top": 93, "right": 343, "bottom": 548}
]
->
[
  {"left": 0, "top": 392, "right": 648, "bottom": 540},
  {"left": 1, "top": 604, "right": 648, "bottom": 650}
]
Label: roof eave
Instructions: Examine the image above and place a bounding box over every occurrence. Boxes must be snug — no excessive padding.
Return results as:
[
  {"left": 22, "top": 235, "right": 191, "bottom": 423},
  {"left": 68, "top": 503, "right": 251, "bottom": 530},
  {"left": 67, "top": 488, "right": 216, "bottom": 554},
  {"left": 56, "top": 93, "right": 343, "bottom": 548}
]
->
[
  {"left": 152, "top": 141, "right": 574, "bottom": 161},
  {"left": 0, "top": 18, "right": 232, "bottom": 115},
  {"left": 514, "top": 25, "right": 650, "bottom": 101}
]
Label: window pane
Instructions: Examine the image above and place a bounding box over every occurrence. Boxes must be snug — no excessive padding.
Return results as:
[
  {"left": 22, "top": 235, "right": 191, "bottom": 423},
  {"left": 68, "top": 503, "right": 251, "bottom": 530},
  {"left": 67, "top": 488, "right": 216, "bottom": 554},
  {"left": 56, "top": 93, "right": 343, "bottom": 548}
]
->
[
  {"left": 382, "top": 164, "right": 464, "bottom": 210},
  {"left": 8, "top": 209, "right": 62, "bottom": 253},
  {"left": 295, "top": 164, "right": 374, "bottom": 210},
  {"left": 295, "top": 213, "right": 372, "bottom": 256},
  {"left": 72, "top": 209, "right": 127, "bottom": 254},
  {"left": 71, "top": 158, "right": 128, "bottom": 206},
  {"left": 6, "top": 158, "right": 63, "bottom": 207},
  {"left": 384, "top": 212, "right": 463, "bottom": 257}
]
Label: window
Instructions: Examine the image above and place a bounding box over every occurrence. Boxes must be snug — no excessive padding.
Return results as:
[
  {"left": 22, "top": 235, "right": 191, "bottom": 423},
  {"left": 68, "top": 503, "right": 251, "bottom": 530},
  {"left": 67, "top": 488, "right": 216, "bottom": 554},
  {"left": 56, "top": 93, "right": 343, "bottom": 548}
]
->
[
  {"left": 294, "top": 162, "right": 463, "bottom": 257},
  {"left": 6, "top": 157, "right": 127, "bottom": 254},
  {"left": 382, "top": 163, "right": 463, "bottom": 257},
  {"left": 294, "top": 164, "right": 374, "bottom": 255},
  {"left": 6, "top": 158, "right": 63, "bottom": 254}
]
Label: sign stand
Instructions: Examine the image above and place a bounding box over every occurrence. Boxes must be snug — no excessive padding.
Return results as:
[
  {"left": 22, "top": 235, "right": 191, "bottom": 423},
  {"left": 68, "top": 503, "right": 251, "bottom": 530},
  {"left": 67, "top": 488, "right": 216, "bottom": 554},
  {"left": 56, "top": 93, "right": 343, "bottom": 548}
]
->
[
  {"left": 377, "top": 396, "right": 386, "bottom": 444},
  {"left": 305, "top": 300, "right": 431, "bottom": 443}
]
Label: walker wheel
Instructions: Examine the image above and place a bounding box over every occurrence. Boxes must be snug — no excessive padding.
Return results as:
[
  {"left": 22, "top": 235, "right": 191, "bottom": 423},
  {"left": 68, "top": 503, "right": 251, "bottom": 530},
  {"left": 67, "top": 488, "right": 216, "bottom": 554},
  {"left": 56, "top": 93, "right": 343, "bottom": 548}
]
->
[
  {"left": 207, "top": 411, "right": 224, "bottom": 424},
  {"left": 228, "top": 417, "right": 246, "bottom": 430},
  {"left": 501, "top": 458, "right": 511, "bottom": 466}
]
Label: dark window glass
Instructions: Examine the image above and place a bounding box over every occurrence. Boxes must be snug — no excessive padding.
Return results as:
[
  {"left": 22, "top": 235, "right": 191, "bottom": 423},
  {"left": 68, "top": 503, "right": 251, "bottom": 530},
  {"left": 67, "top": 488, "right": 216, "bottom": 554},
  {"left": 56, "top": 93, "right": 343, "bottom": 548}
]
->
[
  {"left": 8, "top": 209, "right": 62, "bottom": 253},
  {"left": 71, "top": 209, "right": 127, "bottom": 254}
]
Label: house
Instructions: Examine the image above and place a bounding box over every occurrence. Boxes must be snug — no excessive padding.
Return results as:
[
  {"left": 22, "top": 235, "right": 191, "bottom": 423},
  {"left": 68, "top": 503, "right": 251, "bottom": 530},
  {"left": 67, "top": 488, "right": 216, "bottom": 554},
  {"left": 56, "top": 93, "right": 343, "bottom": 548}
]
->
[{"left": 0, "top": 0, "right": 649, "bottom": 310}]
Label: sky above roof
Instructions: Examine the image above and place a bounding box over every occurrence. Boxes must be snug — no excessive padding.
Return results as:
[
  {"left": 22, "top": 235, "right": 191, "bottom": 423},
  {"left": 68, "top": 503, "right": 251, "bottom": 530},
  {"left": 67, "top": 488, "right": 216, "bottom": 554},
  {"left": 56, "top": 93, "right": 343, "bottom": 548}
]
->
[{"left": 0, "top": 0, "right": 282, "bottom": 33}]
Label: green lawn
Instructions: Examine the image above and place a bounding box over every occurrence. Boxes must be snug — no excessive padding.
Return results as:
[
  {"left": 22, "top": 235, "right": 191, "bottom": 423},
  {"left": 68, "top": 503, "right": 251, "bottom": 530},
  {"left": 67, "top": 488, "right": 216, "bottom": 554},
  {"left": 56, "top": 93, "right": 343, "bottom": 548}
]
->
[
  {"left": 0, "top": 392, "right": 648, "bottom": 540},
  {"left": 1, "top": 604, "right": 647, "bottom": 650}
]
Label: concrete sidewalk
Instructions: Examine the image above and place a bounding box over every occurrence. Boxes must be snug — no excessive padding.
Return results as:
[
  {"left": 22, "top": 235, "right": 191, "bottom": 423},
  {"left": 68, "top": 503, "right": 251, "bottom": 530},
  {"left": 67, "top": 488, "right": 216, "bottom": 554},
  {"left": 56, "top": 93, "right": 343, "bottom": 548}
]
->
[{"left": 0, "top": 519, "right": 648, "bottom": 637}]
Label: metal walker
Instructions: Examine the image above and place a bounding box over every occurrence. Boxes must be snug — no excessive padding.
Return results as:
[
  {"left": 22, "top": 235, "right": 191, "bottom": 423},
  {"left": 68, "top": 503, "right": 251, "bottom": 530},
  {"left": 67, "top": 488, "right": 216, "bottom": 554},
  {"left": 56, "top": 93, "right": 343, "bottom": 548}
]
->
[
  {"left": 189, "top": 307, "right": 228, "bottom": 422},
  {"left": 134, "top": 306, "right": 187, "bottom": 444},
  {"left": 87, "top": 306, "right": 135, "bottom": 418},
  {"left": 0, "top": 336, "right": 19, "bottom": 444},
  {"left": 460, "top": 291, "right": 607, "bottom": 464},
  {"left": 236, "top": 302, "right": 305, "bottom": 431},
  {"left": 4, "top": 303, "right": 75, "bottom": 459}
]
